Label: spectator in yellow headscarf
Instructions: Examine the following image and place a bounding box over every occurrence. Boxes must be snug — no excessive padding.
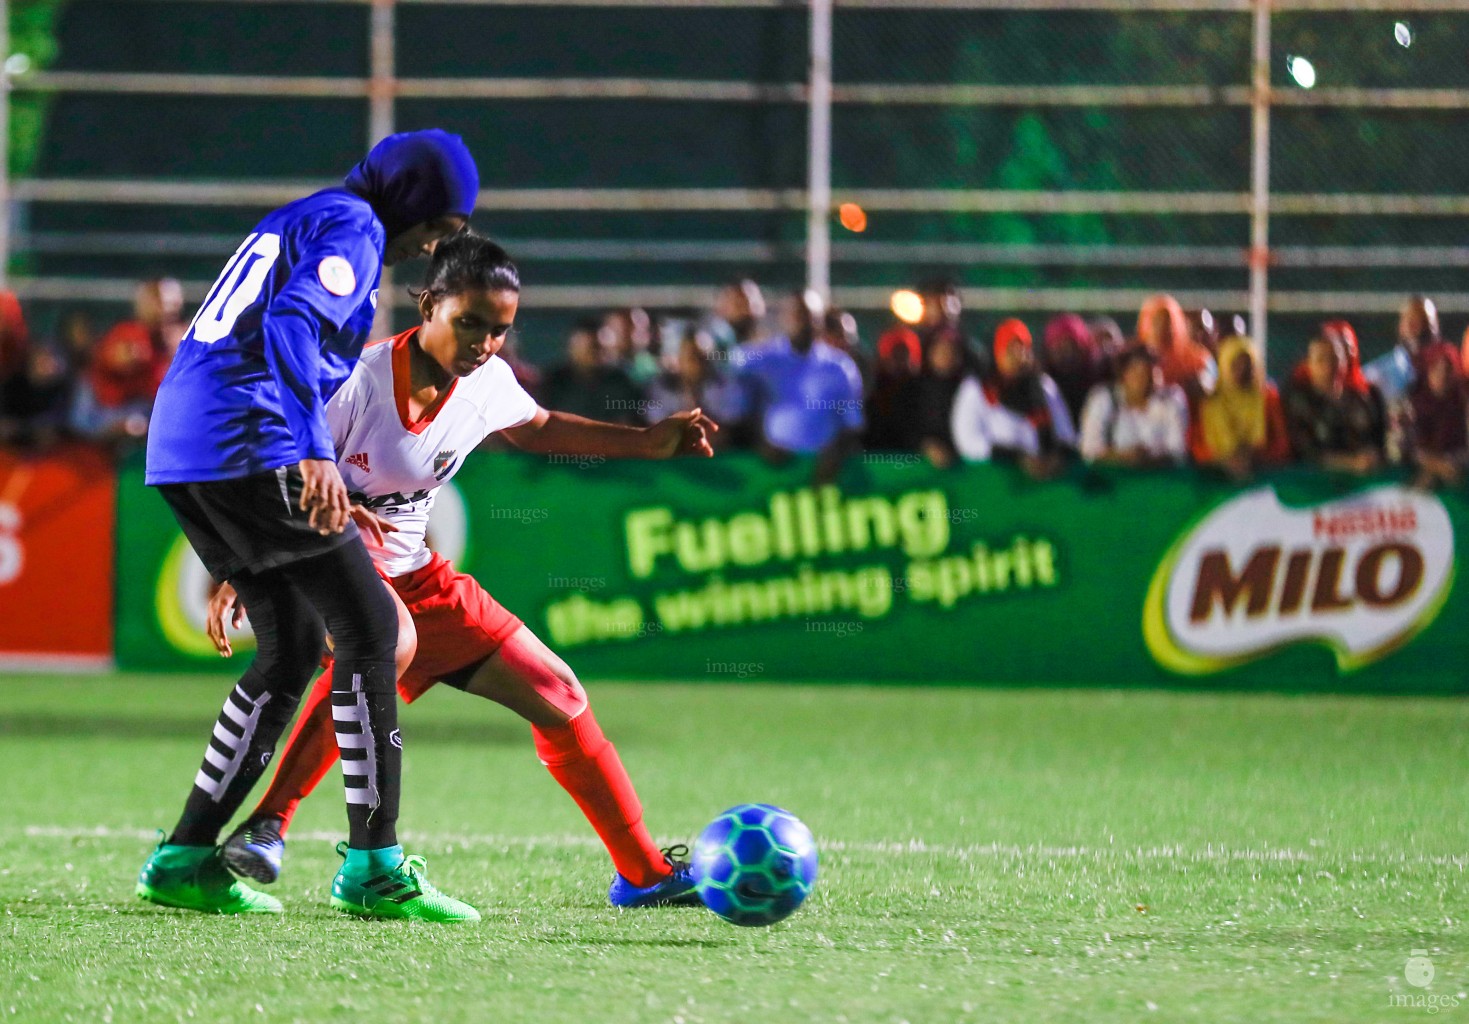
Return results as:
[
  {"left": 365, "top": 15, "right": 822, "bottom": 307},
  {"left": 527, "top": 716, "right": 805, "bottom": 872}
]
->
[{"left": 1194, "top": 336, "right": 1291, "bottom": 479}]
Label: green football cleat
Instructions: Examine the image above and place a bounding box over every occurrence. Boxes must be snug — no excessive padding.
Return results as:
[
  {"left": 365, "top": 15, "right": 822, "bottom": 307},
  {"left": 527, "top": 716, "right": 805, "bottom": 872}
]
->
[
  {"left": 329, "top": 842, "right": 480, "bottom": 923},
  {"left": 136, "top": 839, "right": 282, "bottom": 915}
]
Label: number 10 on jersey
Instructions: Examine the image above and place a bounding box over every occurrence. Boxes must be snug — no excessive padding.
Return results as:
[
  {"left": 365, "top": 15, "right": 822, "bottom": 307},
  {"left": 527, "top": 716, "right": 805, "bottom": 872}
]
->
[{"left": 188, "top": 232, "right": 283, "bottom": 344}]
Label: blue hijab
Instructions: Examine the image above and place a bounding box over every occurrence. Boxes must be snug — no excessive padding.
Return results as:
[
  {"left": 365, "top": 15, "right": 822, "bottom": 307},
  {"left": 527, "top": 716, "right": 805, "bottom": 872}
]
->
[{"left": 343, "top": 129, "right": 480, "bottom": 240}]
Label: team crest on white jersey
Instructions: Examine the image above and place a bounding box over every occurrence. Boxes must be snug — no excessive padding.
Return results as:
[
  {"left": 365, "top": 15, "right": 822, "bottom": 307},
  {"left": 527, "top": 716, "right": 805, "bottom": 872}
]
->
[
  {"left": 325, "top": 339, "right": 539, "bottom": 575},
  {"left": 317, "top": 255, "right": 356, "bottom": 297},
  {"left": 433, "top": 450, "right": 459, "bottom": 481}
]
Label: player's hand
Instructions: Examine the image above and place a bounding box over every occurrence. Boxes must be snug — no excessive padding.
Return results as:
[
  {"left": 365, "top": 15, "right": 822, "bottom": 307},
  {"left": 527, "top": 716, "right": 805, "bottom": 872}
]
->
[
  {"left": 350, "top": 505, "right": 400, "bottom": 547},
  {"left": 299, "top": 458, "right": 351, "bottom": 535},
  {"left": 206, "top": 581, "right": 246, "bottom": 658},
  {"left": 646, "top": 408, "right": 718, "bottom": 459}
]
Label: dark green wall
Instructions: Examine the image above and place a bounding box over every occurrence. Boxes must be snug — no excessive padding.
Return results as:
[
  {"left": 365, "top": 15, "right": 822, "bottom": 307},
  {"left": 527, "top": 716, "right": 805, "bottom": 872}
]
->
[{"left": 23, "top": 2, "right": 1467, "bottom": 369}]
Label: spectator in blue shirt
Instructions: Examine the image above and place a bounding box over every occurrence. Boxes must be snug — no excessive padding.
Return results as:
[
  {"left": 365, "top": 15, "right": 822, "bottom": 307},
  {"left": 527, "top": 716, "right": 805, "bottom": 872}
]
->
[
  {"left": 1365, "top": 294, "right": 1439, "bottom": 463},
  {"left": 738, "top": 289, "right": 864, "bottom": 484},
  {"left": 1366, "top": 294, "right": 1437, "bottom": 404}
]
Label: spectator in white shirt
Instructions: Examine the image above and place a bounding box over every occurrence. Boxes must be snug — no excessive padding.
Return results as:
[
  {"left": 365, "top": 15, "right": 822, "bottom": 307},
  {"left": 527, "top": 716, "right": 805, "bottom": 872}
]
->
[
  {"left": 951, "top": 318, "right": 1076, "bottom": 479},
  {"left": 1078, "top": 344, "right": 1189, "bottom": 467}
]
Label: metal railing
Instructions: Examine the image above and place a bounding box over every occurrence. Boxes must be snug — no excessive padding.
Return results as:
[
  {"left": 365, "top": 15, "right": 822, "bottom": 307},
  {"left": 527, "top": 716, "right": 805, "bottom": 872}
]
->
[{"left": 4, "top": 0, "right": 1468, "bottom": 357}]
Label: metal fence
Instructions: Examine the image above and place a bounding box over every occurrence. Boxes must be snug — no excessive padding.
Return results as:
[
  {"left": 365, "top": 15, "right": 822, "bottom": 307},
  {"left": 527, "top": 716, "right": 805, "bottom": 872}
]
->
[{"left": 5, "top": 0, "right": 1469, "bottom": 365}]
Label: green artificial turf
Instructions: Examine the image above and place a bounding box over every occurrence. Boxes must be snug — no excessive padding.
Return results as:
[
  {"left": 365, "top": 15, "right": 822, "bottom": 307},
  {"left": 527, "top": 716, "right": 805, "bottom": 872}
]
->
[{"left": 2, "top": 674, "right": 1467, "bottom": 1023}]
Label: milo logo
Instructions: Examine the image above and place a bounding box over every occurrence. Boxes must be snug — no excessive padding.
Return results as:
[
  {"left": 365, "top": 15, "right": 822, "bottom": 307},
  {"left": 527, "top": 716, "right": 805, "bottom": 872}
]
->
[{"left": 1144, "top": 486, "right": 1453, "bottom": 674}]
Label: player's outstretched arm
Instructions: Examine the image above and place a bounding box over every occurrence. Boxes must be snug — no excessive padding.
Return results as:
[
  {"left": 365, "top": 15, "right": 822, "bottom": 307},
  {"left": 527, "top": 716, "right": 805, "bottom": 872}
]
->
[{"left": 501, "top": 407, "right": 717, "bottom": 460}]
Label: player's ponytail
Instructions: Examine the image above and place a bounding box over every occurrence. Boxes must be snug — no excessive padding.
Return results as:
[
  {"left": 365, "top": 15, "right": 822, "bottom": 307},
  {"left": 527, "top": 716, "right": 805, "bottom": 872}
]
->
[{"left": 411, "top": 230, "right": 520, "bottom": 300}]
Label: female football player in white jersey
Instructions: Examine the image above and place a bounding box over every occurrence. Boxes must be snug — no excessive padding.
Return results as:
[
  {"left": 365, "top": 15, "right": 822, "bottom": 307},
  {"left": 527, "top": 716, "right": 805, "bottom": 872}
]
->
[{"left": 208, "top": 231, "right": 717, "bottom": 908}]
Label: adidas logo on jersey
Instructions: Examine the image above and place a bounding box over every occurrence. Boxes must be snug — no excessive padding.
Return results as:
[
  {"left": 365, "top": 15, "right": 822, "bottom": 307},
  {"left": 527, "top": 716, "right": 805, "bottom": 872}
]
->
[{"left": 345, "top": 452, "right": 371, "bottom": 473}]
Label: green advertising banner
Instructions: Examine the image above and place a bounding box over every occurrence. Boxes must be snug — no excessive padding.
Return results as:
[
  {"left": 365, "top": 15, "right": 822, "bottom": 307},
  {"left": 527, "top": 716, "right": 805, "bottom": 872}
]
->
[{"left": 115, "top": 453, "right": 1468, "bottom": 693}]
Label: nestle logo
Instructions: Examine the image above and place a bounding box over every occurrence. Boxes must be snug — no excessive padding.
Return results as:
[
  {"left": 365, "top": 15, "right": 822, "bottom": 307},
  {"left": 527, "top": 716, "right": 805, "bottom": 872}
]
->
[
  {"left": 1145, "top": 486, "right": 1454, "bottom": 675},
  {"left": 1311, "top": 505, "right": 1417, "bottom": 542}
]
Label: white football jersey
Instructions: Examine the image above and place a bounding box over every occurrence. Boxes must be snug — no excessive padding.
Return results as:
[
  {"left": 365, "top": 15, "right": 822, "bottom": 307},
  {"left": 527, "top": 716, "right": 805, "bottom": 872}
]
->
[{"left": 327, "top": 329, "right": 539, "bottom": 575}]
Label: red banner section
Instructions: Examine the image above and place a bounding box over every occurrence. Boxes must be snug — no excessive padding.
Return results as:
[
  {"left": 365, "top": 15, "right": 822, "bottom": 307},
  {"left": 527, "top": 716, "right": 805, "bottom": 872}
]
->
[{"left": 0, "top": 446, "right": 116, "bottom": 668}]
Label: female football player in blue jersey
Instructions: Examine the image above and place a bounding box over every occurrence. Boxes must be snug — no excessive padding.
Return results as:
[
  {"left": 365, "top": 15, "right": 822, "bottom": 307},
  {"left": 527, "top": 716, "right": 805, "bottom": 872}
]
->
[
  {"left": 137, "top": 129, "right": 484, "bottom": 922},
  {"left": 207, "top": 232, "right": 717, "bottom": 914}
]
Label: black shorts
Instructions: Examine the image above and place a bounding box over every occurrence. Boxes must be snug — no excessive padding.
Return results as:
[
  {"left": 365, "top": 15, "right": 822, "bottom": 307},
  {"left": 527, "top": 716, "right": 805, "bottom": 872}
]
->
[{"left": 157, "top": 466, "right": 361, "bottom": 582}]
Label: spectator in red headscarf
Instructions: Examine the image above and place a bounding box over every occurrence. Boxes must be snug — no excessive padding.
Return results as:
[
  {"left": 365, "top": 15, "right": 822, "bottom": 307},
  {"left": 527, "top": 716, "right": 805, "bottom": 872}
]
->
[
  {"left": 1290, "top": 320, "right": 1373, "bottom": 394},
  {"left": 865, "top": 323, "right": 922, "bottom": 451},
  {"left": 0, "top": 289, "right": 26, "bottom": 380},
  {"left": 0, "top": 293, "right": 33, "bottom": 438},
  {"left": 867, "top": 285, "right": 981, "bottom": 459},
  {"left": 1408, "top": 341, "right": 1468, "bottom": 489},
  {"left": 1283, "top": 331, "right": 1385, "bottom": 475},
  {"left": 911, "top": 333, "right": 970, "bottom": 468},
  {"left": 94, "top": 278, "right": 184, "bottom": 405},
  {"left": 951, "top": 318, "right": 1076, "bottom": 479},
  {"left": 1040, "top": 313, "right": 1104, "bottom": 426},
  {"left": 69, "top": 278, "right": 185, "bottom": 447},
  {"left": 876, "top": 324, "right": 921, "bottom": 374},
  {"left": 0, "top": 289, "right": 28, "bottom": 386},
  {"left": 1137, "top": 293, "right": 1214, "bottom": 398},
  {"left": 1321, "top": 319, "right": 1369, "bottom": 394}
]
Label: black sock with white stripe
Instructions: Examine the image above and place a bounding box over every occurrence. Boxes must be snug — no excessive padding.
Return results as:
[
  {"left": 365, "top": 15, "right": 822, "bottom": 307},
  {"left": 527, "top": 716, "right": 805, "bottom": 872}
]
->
[
  {"left": 332, "top": 660, "right": 401, "bottom": 850},
  {"left": 168, "top": 667, "right": 301, "bottom": 846}
]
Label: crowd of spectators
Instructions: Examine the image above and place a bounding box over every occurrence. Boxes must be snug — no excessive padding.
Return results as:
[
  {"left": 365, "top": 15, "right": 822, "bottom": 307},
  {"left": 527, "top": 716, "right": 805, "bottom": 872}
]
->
[
  {"left": 2, "top": 270, "right": 1465, "bottom": 491},
  {"left": 511, "top": 282, "right": 1467, "bottom": 490},
  {"left": 0, "top": 278, "right": 186, "bottom": 455}
]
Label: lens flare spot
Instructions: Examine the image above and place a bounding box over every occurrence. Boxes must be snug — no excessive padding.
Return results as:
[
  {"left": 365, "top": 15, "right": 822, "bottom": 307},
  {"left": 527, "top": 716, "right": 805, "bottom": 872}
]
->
[
  {"left": 890, "top": 289, "right": 924, "bottom": 325},
  {"left": 1286, "top": 55, "right": 1317, "bottom": 90},
  {"left": 838, "top": 202, "right": 868, "bottom": 233}
]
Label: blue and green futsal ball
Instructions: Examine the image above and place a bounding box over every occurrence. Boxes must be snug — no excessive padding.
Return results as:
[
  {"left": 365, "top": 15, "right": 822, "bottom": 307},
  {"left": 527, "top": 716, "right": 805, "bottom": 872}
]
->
[{"left": 691, "top": 803, "right": 818, "bottom": 926}]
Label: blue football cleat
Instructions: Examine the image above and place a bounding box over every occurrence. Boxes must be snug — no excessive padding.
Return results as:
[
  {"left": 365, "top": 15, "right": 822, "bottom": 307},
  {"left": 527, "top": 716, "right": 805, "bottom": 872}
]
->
[
  {"left": 221, "top": 816, "right": 287, "bottom": 885},
  {"left": 608, "top": 844, "right": 701, "bottom": 908}
]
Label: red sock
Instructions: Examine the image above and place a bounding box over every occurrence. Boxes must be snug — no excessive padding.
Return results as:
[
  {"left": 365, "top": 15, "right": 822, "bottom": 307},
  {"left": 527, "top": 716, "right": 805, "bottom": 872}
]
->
[
  {"left": 532, "top": 709, "right": 668, "bottom": 887},
  {"left": 252, "top": 667, "right": 341, "bottom": 835}
]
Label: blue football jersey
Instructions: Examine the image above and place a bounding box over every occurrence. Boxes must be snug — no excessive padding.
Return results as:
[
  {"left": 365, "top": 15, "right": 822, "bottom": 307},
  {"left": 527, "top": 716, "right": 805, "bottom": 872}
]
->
[{"left": 145, "top": 189, "right": 384, "bottom": 485}]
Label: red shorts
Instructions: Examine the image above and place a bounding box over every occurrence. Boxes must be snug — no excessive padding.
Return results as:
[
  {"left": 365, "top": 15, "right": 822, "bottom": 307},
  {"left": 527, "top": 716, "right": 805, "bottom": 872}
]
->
[{"left": 384, "top": 552, "right": 522, "bottom": 703}]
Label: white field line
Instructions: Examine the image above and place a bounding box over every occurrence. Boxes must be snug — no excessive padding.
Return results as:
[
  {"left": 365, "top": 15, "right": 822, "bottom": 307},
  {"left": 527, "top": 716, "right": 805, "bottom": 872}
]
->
[{"left": 10, "top": 825, "right": 1467, "bottom": 869}]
